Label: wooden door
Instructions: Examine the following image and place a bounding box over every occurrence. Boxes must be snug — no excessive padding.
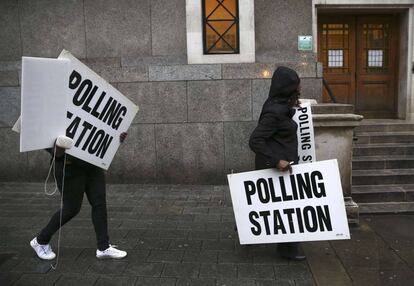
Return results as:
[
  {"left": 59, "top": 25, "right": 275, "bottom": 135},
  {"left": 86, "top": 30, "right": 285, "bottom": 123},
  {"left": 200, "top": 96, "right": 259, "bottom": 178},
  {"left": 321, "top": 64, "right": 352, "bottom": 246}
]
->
[
  {"left": 318, "top": 14, "right": 399, "bottom": 118},
  {"left": 356, "top": 16, "right": 398, "bottom": 118}
]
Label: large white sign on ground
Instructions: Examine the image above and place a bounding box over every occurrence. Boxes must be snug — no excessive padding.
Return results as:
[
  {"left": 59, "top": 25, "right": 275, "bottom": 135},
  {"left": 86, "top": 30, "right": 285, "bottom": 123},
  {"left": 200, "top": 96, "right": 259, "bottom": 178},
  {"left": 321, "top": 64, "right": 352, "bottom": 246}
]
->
[
  {"left": 58, "top": 50, "right": 139, "bottom": 170},
  {"left": 293, "top": 102, "right": 316, "bottom": 164},
  {"left": 227, "top": 159, "right": 350, "bottom": 245},
  {"left": 20, "top": 57, "right": 69, "bottom": 152}
]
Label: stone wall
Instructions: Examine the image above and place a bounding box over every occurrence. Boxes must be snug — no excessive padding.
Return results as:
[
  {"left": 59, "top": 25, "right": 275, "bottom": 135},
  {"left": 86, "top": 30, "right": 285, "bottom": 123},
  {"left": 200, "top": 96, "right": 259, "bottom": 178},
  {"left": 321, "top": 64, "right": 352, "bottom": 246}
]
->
[{"left": 0, "top": 0, "right": 321, "bottom": 184}]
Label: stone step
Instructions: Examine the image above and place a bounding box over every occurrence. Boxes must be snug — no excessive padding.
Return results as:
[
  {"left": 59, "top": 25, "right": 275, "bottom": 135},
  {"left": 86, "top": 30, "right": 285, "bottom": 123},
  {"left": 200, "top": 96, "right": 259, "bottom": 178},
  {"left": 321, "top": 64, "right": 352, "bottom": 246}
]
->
[
  {"left": 353, "top": 143, "right": 414, "bottom": 156},
  {"left": 352, "top": 155, "right": 414, "bottom": 170},
  {"left": 352, "top": 184, "right": 414, "bottom": 203},
  {"left": 354, "top": 131, "right": 414, "bottom": 144},
  {"left": 352, "top": 168, "right": 414, "bottom": 185},
  {"left": 358, "top": 202, "right": 414, "bottom": 214},
  {"left": 355, "top": 121, "right": 414, "bottom": 133}
]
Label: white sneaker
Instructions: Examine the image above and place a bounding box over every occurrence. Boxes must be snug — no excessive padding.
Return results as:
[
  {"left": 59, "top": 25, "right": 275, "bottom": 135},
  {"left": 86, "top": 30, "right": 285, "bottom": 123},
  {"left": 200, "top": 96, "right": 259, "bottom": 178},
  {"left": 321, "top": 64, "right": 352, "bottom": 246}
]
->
[
  {"left": 96, "top": 245, "right": 127, "bottom": 259},
  {"left": 30, "top": 237, "right": 56, "bottom": 260}
]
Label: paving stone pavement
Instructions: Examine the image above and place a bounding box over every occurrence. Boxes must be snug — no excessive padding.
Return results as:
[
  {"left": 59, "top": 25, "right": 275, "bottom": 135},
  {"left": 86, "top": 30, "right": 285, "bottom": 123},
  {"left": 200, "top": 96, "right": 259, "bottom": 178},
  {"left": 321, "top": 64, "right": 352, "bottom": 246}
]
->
[{"left": 0, "top": 182, "right": 413, "bottom": 286}]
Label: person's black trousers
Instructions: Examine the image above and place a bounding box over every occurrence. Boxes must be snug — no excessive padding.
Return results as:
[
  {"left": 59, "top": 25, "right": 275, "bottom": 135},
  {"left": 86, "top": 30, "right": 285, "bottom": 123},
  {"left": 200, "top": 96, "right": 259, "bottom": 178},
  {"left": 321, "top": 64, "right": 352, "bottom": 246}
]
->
[{"left": 37, "top": 159, "right": 110, "bottom": 251}]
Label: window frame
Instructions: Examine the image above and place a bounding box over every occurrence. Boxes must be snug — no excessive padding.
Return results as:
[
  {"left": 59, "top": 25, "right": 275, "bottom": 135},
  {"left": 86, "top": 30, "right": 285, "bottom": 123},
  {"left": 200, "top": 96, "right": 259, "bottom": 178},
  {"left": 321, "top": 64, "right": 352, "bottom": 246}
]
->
[
  {"left": 186, "top": 0, "right": 255, "bottom": 64},
  {"left": 202, "top": 0, "right": 240, "bottom": 55}
]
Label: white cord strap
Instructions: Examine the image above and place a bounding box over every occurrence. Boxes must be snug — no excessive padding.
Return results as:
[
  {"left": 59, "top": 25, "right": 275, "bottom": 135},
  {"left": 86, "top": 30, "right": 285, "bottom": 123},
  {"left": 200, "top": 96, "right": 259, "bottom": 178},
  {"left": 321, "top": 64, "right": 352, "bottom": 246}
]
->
[
  {"left": 43, "top": 144, "right": 67, "bottom": 270},
  {"left": 51, "top": 153, "right": 66, "bottom": 270},
  {"left": 44, "top": 145, "right": 59, "bottom": 196}
]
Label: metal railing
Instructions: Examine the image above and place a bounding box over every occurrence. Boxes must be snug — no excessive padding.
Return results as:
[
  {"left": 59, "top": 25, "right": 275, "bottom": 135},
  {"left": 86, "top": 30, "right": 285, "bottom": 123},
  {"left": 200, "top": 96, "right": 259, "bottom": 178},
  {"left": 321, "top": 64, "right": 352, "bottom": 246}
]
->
[{"left": 322, "top": 79, "right": 337, "bottom": 103}]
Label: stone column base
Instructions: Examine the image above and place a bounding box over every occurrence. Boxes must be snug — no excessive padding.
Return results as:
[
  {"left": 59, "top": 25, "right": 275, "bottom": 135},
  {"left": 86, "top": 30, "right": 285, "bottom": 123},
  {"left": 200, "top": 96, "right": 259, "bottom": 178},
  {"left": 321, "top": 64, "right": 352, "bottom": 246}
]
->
[{"left": 344, "top": 196, "right": 359, "bottom": 225}]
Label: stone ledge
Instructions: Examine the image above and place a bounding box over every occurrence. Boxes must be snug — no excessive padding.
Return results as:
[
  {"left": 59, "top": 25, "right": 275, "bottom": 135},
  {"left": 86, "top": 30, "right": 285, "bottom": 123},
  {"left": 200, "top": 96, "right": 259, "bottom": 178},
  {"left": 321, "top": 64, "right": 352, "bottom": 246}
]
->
[
  {"left": 222, "top": 62, "right": 318, "bottom": 79},
  {"left": 312, "top": 103, "right": 355, "bottom": 114},
  {"left": 313, "top": 114, "right": 364, "bottom": 127},
  {"left": 94, "top": 66, "right": 148, "bottom": 83},
  {"left": 122, "top": 55, "right": 187, "bottom": 67},
  {"left": 149, "top": 64, "right": 222, "bottom": 81}
]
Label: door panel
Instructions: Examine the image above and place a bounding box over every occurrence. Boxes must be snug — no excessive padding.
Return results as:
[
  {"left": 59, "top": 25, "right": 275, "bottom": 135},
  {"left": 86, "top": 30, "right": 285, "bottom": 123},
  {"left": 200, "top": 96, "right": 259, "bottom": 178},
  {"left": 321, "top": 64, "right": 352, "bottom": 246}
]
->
[
  {"left": 356, "top": 16, "right": 398, "bottom": 118},
  {"left": 318, "top": 16, "right": 356, "bottom": 104},
  {"left": 318, "top": 14, "right": 399, "bottom": 118}
]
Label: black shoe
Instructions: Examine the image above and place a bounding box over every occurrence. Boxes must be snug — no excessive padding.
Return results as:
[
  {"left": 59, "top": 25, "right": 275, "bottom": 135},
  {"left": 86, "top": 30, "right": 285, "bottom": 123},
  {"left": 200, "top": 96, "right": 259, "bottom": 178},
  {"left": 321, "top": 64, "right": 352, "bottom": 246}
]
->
[{"left": 278, "top": 242, "right": 306, "bottom": 261}]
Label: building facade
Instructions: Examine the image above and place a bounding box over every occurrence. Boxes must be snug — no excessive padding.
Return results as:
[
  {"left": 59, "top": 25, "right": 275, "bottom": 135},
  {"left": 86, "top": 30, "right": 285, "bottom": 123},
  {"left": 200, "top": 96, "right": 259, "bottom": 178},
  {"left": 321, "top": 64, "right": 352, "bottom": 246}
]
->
[{"left": 0, "top": 0, "right": 413, "bottom": 184}]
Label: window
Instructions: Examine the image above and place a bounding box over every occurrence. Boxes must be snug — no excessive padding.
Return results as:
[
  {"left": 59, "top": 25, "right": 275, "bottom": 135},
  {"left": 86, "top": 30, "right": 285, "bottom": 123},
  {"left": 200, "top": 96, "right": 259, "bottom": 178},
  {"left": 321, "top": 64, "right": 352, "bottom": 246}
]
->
[
  {"left": 186, "top": 0, "right": 255, "bottom": 64},
  {"left": 328, "top": 50, "right": 344, "bottom": 67},
  {"left": 203, "top": 0, "right": 239, "bottom": 54},
  {"left": 368, "top": 49, "right": 383, "bottom": 67}
]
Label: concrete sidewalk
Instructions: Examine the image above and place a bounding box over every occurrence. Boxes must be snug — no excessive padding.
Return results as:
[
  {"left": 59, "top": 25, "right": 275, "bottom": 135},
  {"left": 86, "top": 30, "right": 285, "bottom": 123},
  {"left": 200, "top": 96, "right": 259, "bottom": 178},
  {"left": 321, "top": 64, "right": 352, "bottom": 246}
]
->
[{"left": 0, "top": 183, "right": 413, "bottom": 286}]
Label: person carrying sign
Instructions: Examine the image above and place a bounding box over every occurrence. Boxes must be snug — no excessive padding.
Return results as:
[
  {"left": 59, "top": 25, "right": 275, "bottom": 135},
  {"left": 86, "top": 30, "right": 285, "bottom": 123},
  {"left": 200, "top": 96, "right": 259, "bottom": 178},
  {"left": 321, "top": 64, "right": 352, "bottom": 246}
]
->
[
  {"left": 249, "top": 66, "right": 305, "bottom": 261},
  {"left": 30, "top": 133, "right": 128, "bottom": 260}
]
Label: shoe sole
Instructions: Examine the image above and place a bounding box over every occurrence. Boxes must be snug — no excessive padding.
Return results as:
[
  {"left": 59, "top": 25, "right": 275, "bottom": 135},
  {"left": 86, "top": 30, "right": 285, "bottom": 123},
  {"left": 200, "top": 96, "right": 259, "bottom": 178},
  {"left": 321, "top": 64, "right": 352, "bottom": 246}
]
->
[{"left": 96, "top": 254, "right": 127, "bottom": 260}]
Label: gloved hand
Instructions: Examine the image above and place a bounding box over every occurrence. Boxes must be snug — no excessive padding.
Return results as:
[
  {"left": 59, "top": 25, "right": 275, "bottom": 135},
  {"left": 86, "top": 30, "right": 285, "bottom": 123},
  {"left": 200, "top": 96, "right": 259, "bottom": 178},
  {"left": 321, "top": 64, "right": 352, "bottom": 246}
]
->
[
  {"left": 54, "top": 135, "right": 73, "bottom": 158},
  {"left": 277, "top": 160, "right": 292, "bottom": 174},
  {"left": 120, "top": 132, "right": 128, "bottom": 143}
]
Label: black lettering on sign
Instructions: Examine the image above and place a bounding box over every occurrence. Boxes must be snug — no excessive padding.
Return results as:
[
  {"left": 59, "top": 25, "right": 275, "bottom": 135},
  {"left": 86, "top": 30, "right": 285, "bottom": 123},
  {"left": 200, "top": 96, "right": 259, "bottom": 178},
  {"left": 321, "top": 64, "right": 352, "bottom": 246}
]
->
[
  {"left": 68, "top": 72, "right": 128, "bottom": 131},
  {"left": 247, "top": 205, "right": 333, "bottom": 236},
  {"left": 257, "top": 178, "right": 270, "bottom": 203},
  {"left": 268, "top": 178, "right": 282, "bottom": 202},
  {"left": 88, "top": 129, "right": 106, "bottom": 154},
  {"left": 295, "top": 207, "right": 305, "bottom": 233},
  {"left": 290, "top": 174, "right": 298, "bottom": 200},
  {"left": 69, "top": 70, "right": 82, "bottom": 90},
  {"left": 302, "top": 155, "right": 312, "bottom": 162},
  {"left": 112, "top": 106, "right": 127, "bottom": 130},
  {"left": 91, "top": 92, "right": 106, "bottom": 118},
  {"left": 101, "top": 100, "right": 122, "bottom": 126},
  {"left": 273, "top": 210, "right": 286, "bottom": 234},
  {"left": 311, "top": 171, "right": 326, "bottom": 198},
  {"left": 244, "top": 181, "right": 255, "bottom": 205},
  {"left": 67, "top": 118, "right": 114, "bottom": 159},
  {"left": 75, "top": 121, "right": 93, "bottom": 148},
  {"left": 82, "top": 85, "right": 98, "bottom": 113},
  {"left": 283, "top": 208, "right": 296, "bottom": 233},
  {"left": 66, "top": 115, "right": 81, "bottom": 139},
  {"left": 299, "top": 113, "right": 308, "bottom": 121},
  {"left": 317, "top": 205, "right": 332, "bottom": 231},
  {"left": 279, "top": 176, "right": 293, "bottom": 201},
  {"left": 249, "top": 211, "right": 261, "bottom": 235},
  {"left": 73, "top": 79, "right": 93, "bottom": 106},
  {"left": 259, "top": 211, "right": 271, "bottom": 235},
  {"left": 297, "top": 172, "right": 312, "bottom": 200},
  {"left": 303, "top": 206, "right": 318, "bottom": 232}
]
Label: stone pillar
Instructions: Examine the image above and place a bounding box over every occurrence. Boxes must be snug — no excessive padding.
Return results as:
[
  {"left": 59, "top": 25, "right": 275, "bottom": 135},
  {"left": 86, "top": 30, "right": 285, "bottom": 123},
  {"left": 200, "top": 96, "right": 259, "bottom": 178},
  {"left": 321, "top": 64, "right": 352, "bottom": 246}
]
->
[{"left": 312, "top": 104, "right": 363, "bottom": 224}]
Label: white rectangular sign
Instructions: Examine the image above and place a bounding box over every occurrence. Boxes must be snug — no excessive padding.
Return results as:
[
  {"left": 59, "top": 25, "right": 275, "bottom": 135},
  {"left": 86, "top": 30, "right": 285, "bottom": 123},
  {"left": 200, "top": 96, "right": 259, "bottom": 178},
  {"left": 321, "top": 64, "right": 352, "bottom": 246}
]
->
[
  {"left": 227, "top": 159, "right": 350, "bottom": 245},
  {"left": 20, "top": 57, "right": 69, "bottom": 152},
  {"left": 58, "top": 50, "right": 139, "bottom": 170},
  {"left": 293, "top": 102, "right": 316, "bottom": 163}
]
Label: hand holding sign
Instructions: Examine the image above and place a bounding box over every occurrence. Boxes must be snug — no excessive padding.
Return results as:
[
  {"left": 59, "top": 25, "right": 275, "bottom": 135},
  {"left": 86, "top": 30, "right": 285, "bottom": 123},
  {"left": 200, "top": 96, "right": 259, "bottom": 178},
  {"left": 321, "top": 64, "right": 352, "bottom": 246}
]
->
[
  {"left": 119, "top": 132, "right": 128, "bottom": 143},
  {"left": 277, "top": 160, "right": 293, "bottom": 173}
]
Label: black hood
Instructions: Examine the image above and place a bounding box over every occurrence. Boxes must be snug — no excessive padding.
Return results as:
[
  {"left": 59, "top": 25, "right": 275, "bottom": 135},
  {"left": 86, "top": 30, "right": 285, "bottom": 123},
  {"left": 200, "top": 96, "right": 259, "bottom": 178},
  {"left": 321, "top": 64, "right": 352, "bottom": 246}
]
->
[{"left": 268, "top": 66, "right": 300, "bottom": 99}]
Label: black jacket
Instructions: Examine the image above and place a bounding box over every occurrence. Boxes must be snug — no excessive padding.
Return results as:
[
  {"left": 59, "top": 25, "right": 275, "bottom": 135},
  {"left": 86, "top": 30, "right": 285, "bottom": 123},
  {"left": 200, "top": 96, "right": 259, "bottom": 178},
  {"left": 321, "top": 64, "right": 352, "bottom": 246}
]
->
[{"left": 249, "top": 67, "right": 299, "bottom": 170}]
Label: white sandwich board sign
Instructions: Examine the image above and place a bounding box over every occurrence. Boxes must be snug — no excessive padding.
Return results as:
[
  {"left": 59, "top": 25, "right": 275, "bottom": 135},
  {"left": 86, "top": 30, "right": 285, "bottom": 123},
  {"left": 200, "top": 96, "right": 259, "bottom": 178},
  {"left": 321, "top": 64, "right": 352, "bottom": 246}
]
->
[
  {"left": 227, "top": 159, "right": 350, "bottom": 245},
  {"left": 20, "top": 57, "right": 69, "bottom": 152},
  {"left": 293, "top": 102, "right": 316, "bottom": 164},
  {"left": 58, "top": 50, "right": 139, "bottom": 170}
]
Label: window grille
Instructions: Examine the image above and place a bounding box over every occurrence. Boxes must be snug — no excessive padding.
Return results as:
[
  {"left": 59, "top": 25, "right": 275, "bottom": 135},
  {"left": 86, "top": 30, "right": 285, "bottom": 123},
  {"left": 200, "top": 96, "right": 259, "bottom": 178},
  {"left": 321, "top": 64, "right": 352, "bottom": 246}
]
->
[{"left": 202, "top": 0, "right": 239, "bottom": 54}]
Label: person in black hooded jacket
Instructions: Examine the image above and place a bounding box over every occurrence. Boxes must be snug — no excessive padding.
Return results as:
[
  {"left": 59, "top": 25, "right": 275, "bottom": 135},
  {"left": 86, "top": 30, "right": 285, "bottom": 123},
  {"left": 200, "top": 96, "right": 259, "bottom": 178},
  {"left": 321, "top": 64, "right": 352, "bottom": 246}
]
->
[{"left": 249, "top": 66, "right": 305, "bottom": 261}]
